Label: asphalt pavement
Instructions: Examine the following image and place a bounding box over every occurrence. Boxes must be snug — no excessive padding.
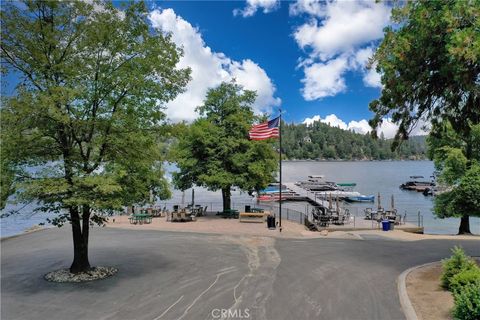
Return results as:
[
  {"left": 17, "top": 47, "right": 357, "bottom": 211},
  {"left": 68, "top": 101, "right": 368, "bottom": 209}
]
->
[{"left": 1, "top": 227, "right": 479, "bottom": 320}]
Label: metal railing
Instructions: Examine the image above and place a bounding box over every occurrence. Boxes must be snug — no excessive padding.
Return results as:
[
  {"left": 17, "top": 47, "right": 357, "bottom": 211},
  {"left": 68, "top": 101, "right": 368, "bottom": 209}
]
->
[{"left": 132, "top": 201, "right": 424, "bottom": 229}]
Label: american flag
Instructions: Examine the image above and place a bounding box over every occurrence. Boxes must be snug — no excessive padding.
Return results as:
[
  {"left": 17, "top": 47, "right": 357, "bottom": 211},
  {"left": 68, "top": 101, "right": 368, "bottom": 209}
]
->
[{"left": 249, "top": 116, "right": 280, "bottom": 140}]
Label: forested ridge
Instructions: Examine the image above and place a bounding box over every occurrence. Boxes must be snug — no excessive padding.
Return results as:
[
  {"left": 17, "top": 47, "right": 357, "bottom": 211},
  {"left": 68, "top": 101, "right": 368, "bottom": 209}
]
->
[{"left": 282, "top": 122, "right": 427, "bottom": 160}]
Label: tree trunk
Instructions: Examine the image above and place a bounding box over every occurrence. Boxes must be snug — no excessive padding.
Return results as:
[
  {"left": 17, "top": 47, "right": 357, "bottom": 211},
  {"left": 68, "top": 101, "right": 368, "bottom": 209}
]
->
[
  {"left": 222, "top": 187, "right": 231, "bottom": 211},
  {"left": 458, "top": 214, "right": 471, "bottom": 235},
  {"left": 70, "top": 205, "right": 91, "bottom": 273}
]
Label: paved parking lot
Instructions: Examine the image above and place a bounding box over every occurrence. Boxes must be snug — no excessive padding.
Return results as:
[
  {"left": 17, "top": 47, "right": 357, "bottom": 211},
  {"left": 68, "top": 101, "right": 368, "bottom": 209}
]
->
[{"left": 1, "top": 227, "right": 479, "bottom": 320}]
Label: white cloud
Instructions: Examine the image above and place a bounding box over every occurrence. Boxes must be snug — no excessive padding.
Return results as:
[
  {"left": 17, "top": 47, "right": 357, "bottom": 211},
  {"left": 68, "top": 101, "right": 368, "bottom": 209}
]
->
[
  {"left": 302, "top": 114, "right": 429, "bottom": 139},
  {"left": 347, "top": 119, "right": 371, "bottom": 135},
  {"left": 301, "top": 56, "right": 349, "bottom": 100},
  {"left": 149, "top": 9, "right": 280, "bottom": 122},
  {"left": 293, "top": 1, "right": 390, "bottom": 60},
  {"left": 228, "top": 59, "right": 281, "bottom": 111},
  {"left": 233, "top": 0, "right": 280, "bottom": 17},
  {"left": 289, "top": 0, "right": 323, "bottom": 17},
  {"left": 302, "top": 115, "right": 321, "bottom": 125},
  {"left": 292, "top": 0, "right": 390, "bottom": 100},
  {"left": 321, "top": 114, "right": 348, "bottom": 130},
  {"left": 352, "top": 47, "right": 382, "bottom": 88}
]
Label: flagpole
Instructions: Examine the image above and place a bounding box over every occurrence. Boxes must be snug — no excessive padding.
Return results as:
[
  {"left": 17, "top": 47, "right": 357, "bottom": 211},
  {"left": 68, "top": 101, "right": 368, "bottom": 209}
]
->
[{"left": 279, "top": 109, "right": 282, "bottom": 230}]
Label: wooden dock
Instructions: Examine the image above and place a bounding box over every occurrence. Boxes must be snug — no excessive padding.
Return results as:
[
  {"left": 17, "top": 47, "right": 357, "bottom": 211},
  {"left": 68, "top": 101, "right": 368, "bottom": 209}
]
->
[{"left": 284, "top": 182, "right": 346, "bottom": 214}]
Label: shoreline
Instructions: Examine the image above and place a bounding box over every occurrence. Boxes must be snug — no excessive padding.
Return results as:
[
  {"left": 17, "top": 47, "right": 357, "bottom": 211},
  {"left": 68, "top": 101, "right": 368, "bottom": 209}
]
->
[
  {"left": 2, "top": 215, "right": 480, "bottom": 241},
  {"left": 0, "top": 224, "right": 50, "bottom": 241},
  {"left": 284, "top": 159, "right": 430, "bottom": 162},
  {"left": 106, "top": 215, "right": 480, "bottom": 241}
]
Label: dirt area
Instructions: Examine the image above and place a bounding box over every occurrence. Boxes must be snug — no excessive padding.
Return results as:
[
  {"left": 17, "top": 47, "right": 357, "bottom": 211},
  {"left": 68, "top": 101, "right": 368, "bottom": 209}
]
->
[
  {"left": 106, "top": 214, "right": 480, "bottom": 241},
  {"left": 107, "top": 214, "right": 323, "bottom": 239},
  {"left": 406, "top": 263, "right": 453, "bottom": 320}
]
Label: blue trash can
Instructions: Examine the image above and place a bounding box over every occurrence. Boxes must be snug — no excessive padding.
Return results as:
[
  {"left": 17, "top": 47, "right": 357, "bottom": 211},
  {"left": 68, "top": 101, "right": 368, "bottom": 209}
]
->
[{"left": 382, "top": 220, "right": 390, "bottom": 231}]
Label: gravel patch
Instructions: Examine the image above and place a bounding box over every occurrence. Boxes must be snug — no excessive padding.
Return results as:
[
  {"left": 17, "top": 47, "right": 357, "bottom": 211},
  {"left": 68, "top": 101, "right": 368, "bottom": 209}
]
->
[{"left": 44, "top": 266, "right": 118, "bottom": 283}]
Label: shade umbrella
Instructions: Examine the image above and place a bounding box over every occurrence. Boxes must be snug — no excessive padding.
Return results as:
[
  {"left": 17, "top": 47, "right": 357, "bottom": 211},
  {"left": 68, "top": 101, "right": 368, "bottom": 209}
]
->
[
  {"left": 377, "top": 192, "right": 381, "bottom": 210},
  {"left": 391, "top": 194, "right": 395, "bottom": 210},
  {"left": 329, "top": 193, "right": 333, "bottom": 209},
  {"left": 336, "top": 195, "right": 339, "bottom": 214}
]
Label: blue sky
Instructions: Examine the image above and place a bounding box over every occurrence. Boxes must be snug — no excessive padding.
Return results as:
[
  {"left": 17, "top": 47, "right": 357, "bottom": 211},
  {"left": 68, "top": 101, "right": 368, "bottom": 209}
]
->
[
  {"left": 145, "top": 0, "right": 415, "bottom": 137},
  {"left": 155, "top": 0, "right": 383, "bottom": 124},
  {"left": 4, "top": 1, "right": 425, "bottom": 138}
]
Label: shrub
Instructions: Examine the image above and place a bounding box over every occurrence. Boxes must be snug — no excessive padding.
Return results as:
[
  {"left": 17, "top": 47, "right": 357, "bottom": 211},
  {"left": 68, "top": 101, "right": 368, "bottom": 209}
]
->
[
  {"left": 452, "top": 282, "right": 480, "bottom": 320},
  {"left": 450, "top": 268, "right": 480, "bottom": 294},
  {"left": 442, "top": 246, "right": 477, "bottom": 290}
]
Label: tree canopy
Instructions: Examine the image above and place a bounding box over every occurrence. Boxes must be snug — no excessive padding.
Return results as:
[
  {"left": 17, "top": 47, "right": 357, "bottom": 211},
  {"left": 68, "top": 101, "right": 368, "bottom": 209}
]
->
[
  {"left": 427, "top": 122, "right": 480, "bottom": 233},
  {"left": 172, "top": 81, "right": 278, "bottom": 211},
  {"left": 0, "top": 0, "right": 190, "bottom": 272},
  {"left": 282, "top": 122, "right": 427, "bottom": 160},
  {"left": 371, "top": 0, "right": 480, "bottom": 234},
  {"left": 369, "top": 0, "right": 479, "bottom": 146}
]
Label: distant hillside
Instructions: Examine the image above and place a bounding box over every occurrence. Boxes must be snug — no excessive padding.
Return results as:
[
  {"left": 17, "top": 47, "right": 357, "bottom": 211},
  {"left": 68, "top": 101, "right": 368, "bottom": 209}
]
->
[{"left": 282, "top": 122, "right": 427, "bottom": 160}]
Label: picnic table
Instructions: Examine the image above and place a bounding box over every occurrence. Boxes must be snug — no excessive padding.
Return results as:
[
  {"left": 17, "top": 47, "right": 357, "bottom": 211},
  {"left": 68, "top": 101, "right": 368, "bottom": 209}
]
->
[
  {"left": 217, "top": 209, "right": 239, "bottom": 219},
  {"left": 239, "top": 212, "right": 264, "bottom": 223},
  {"left": 129, "top": 213, "right": 152, "bottom": 225}
]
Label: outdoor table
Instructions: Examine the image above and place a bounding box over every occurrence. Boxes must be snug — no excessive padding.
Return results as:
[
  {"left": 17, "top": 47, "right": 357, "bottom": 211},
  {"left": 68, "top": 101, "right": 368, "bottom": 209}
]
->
[{"left": 129, "top": 213, "right": 152, "bottom": 225}]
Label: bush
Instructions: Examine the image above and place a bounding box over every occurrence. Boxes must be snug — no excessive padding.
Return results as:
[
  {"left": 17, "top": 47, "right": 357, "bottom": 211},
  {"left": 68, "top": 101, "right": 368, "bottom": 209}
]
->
[
  {"left": 452, "top": 282, "right": 480, "bottom": 320},
  {"left": 442, "top": 246, "right": 477, "bottom": 290},
  {"left": 450, "top": 268, "right": 480, "bottom": 294}
]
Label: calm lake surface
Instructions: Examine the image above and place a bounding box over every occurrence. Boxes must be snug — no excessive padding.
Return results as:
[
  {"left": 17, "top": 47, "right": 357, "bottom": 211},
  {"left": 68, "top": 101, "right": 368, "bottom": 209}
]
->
[{"left": 1, "top": 160, "right": 479, "bottom": 236}]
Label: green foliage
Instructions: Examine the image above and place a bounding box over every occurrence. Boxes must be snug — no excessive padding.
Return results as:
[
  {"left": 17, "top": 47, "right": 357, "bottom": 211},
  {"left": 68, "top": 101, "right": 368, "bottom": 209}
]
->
[
  {"left": 442, "top": 246, "right": 478, "bottom": 290},
  {"left": 436, "top": 147, "right": 468, "bottom": 185},
  {"left": 370, "top": 1, "right": 480, "bottom": 147},
  {"left": 282, "top": 122, "right": 427, "bottom": 160},
  {"left": 172, "top": 81, "right": 277, "bottom": 210},
  {"left": 450, "top": 268, "right": 480, "bottom": 294},
  {"left": 434, "top": 163, "right": 480, "bottom": 220},
  {"left": 0, "top": 152, "right": 15, "bottom": 210},
  {"left": 0, "top": 1, "right": 190, "bottom": 224},
  {"left": 452, "top": 283, "right": 480, "bottom": 320}
]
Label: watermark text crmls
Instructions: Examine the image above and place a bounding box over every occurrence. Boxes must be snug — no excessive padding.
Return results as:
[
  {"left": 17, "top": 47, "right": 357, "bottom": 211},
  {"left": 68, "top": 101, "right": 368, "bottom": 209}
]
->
[{"left": 211, "top": 308, "right": 250, "bottom": 319}]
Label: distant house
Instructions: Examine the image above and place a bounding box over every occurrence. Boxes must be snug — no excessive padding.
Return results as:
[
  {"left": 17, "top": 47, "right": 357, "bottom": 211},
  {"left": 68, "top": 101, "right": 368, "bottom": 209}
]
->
[{"left": 303, "top": 136, "right": 312, "bottom": 143}]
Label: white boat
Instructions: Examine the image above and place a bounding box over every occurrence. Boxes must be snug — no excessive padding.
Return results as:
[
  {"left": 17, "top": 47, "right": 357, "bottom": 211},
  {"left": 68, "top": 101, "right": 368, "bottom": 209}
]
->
[
  {"left": 295, "top": 175, "right": 338, "bottom": 191},
  {"left": 314, "top": 191, "right": 362, "bottom": 199}
]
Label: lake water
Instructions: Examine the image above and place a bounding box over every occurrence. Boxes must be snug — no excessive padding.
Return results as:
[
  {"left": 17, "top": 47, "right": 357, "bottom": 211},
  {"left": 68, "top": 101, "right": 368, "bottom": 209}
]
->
[{"left": 1, "top": 160, "right": 479, "bottom": 236}]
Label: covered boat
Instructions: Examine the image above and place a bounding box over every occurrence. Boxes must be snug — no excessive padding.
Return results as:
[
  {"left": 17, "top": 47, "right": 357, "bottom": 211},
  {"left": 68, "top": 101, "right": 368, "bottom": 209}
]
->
[{"left": 344, "top": 195, "right": 375, "bottom": 203}]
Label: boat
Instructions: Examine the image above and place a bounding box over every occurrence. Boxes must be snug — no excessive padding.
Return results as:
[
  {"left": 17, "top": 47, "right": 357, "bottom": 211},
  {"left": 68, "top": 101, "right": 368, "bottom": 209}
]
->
[
  {"left": 344, "top": 195, "right": 375, "bottom": 203},
  {"left": 400, "top": 180, "right": 435, "bottom": 192},
  {"left": 336, "top": 183, "right": 357, "bottom": 187},
  {"left": 315, "top": 191, "right": 362, "bottom": 199},
  {"left": 259, "top": 184, "right": 287, "bottom": 194},
  {"left": 295, "top": 175, "right": 339, "bottom": 191}
]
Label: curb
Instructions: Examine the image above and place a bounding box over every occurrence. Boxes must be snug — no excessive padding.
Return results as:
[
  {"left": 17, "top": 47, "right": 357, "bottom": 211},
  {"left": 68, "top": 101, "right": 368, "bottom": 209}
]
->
[{"left": 397, "top": 261, "right": 439, "bottom": 320}]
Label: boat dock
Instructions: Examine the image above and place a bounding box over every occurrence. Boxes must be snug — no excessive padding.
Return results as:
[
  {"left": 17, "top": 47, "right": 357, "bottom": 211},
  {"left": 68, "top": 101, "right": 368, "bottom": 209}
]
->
[{"left": 284, "top": 182, "right": 347, "bottom": 214}]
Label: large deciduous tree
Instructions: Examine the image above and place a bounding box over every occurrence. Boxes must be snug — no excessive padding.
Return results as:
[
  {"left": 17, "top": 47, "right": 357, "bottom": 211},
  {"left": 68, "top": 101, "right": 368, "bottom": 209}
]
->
[
  {"left": 172, "top": 82, "right": 278, "bottom": 211},
  {"left": 1, "top": 1, "right": 190, "bottom": 272},
  {"left": 369, "top": 1, "right": 479, "bottom": 233},
  {"left": 427, "top": 122, "right": 480, "bottom": 234}
]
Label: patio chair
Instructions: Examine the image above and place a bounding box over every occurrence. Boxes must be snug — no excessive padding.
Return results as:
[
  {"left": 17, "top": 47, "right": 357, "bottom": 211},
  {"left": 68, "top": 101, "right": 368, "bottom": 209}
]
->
[
  {"left": 319, "top": 215, "right": 330, "bottom": 227},
  {"left": 364, "top": 208, "right": 372, "bottom": 220}
]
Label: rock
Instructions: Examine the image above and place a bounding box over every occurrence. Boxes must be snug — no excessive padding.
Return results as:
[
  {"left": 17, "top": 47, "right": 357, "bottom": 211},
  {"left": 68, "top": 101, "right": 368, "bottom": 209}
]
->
[{"left": 44, "top": 266, "right": 118, "bottom": 283}]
